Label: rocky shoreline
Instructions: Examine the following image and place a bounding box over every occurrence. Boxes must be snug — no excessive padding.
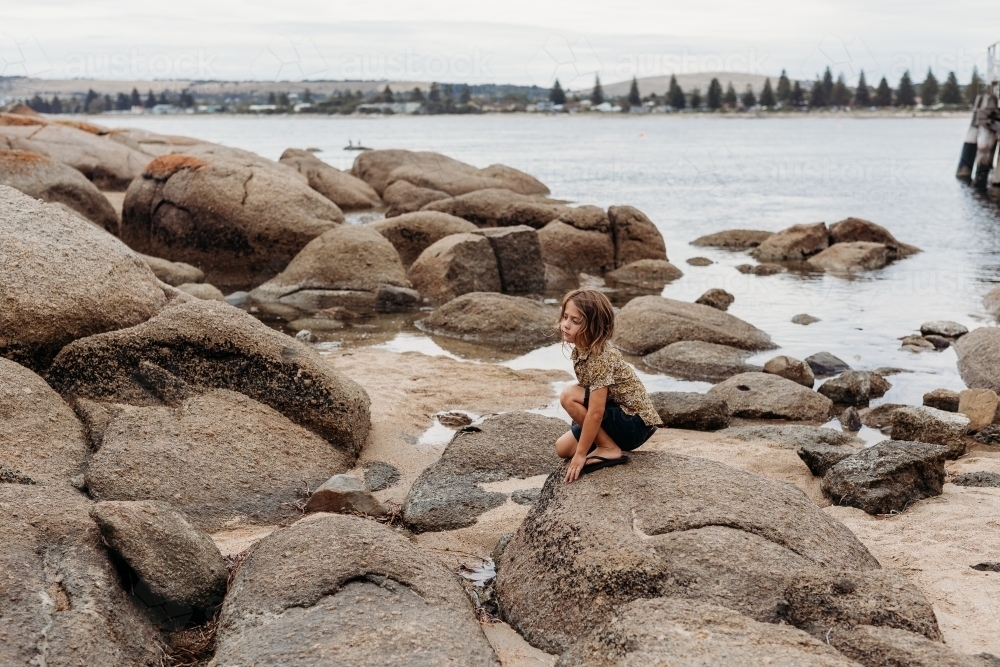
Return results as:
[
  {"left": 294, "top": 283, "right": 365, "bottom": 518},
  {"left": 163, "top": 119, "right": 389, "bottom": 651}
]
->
[{"left": 2, "top": 105, "right": 1000, "bottom": 666}]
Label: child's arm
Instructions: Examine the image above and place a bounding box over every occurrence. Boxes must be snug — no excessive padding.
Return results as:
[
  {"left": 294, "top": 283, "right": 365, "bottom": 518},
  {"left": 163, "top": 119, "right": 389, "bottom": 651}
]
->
[{"left": 564, "top": 386, "right": 607, "bottom": 483}]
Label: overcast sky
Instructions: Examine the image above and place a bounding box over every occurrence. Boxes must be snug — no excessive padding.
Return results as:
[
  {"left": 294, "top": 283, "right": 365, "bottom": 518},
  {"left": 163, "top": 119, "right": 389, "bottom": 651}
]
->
[{"left": 3, "top": 1, "right": 999, "bottom": 87}]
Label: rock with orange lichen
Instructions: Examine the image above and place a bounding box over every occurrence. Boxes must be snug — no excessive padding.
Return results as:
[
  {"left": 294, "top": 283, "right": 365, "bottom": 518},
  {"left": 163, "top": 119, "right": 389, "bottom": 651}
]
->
[{"left": 121, "top": 153, "right": 345, "bottom": 291}]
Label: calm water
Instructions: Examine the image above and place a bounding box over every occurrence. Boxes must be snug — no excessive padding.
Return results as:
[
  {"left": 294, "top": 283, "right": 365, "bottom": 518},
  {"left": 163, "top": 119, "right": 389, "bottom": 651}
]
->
[{"left": 100, "top": 114, "right": 1000, "bottom": 407}]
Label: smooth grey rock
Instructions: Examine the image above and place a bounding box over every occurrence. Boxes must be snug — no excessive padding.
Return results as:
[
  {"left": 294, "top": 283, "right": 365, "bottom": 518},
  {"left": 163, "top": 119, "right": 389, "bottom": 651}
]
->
[
  {"left": 736, "top": 262, "right": 784, "bottom": 275},
  {"left": 305, "top": 474, "right": 386, "bottom": 517},
  {"left": 793, "top": 314, "right": 821, "bottom": 325},
  {"left": 362, "top": 461, "right": 401, "bottom": 491},
  {"left": 805, "top": 352, "right": 851, "bottom": 377},
  {"left": 643, "top": 341, "right": 761, "bottom": 382},
  {"left": 416, "top": 292, "right": 559, "bottom": 348},
  {"left": 708, "top": 373, "right": 833, "bottom": 422},
  {"left": 890, "top": 406, "right": 970, "bottom": 459},
  {"left": 920, "top": 320, "right": 968, "bottom": 338},
  {"left": 690, "top": 229, "right": 773, "bottom": 249},
  {"left": 821, "top": 440, "right": 950, "bottom": 515},
  {"left": 817, "top": 371, "right": 891, "bottom": 406},
  {"left": 90, "top": 500, "right": 228, "bottom": 610},
  {"left": 763, "top": 355, "right": 816, "bottom": 387},
  {"left": 649, "top": 391, "right": 730, "bottom": 431},
  {"left": 403, "top": 412, "right": 566, "bottom": 532}
]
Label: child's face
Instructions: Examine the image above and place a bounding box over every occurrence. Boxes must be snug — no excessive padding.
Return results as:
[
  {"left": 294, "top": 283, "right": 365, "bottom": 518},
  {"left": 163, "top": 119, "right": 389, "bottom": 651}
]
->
[{"left": 560, "top": 299, "right": 585, "bottom": 344}]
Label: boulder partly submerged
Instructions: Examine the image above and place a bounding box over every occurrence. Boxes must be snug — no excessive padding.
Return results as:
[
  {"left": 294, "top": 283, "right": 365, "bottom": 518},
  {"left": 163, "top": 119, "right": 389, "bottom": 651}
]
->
[
  {"left": 495, "top": 451, "right": 880, "bottom": 653},
  {"left": 403, "top": 411, "right": 566, "bottom": 532},
  {"left": 351, "top": 148, "right": 548, "bottom": 197},
  {"left": 828, "top": 217, "right": 920, "bottom": 259},
  {"left": 0, "top": 148, "right": 119, "bottom": 233},
  {"left": 279, "top": 148, "right": 381, "bottom": 210},
  {"left": 691, "top": 229, "right": 774, "bottom": 249},
  {"left": 121, "top": 154, "right": 345, "bottom": 291},
  {"left": 0, "top": 485, "right": 161, "bottom": 666},
  {"left": 0, "top": 185, "right": 168, "bottom": 371},
  {"left": 751, "top": 222, "right": 829, "bottom": 262},
  {"left": 250, "top": 224, "right": 413, "bottom": 311},
  {"left": 407, "top": 233, "right": 501, "bottom": 302},
  {"left": 614, "top": 296, "right": 775, "bottom": 356},
  {"left": 643, "top": 340, "right": 761, "bottom": 382},
  {"left": 416, "top": 292, "right": 559, "bottom": 348},
  {"left": 46, "top": 299, "right": 371, "bottom": 452},
  {"left": 212, "top": 513, "right": 500, "bottom": 665}
]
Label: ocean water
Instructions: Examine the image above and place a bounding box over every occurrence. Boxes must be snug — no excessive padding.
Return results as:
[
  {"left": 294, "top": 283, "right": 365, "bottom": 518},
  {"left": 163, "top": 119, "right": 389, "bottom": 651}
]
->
[{"left": 99, "top": 114, "right": 1000, "bottom": 407}]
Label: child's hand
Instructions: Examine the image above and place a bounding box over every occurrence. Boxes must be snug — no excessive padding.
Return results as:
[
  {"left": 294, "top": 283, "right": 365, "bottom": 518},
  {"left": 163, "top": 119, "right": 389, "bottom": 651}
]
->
[{"left": 564, "top": 453, "right": 588, "bottom": 483}]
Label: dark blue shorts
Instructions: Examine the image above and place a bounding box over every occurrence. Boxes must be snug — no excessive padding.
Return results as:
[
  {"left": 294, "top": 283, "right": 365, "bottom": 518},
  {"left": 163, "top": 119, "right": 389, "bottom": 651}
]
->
[{"left": 570, "top": 387, "right": 657, "bottom": 452}]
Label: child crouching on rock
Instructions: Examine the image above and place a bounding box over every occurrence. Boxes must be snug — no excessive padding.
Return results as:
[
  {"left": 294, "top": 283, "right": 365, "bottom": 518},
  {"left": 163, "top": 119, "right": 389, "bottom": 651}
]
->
[{"left": 556, "top": 288, "right": 663, "bottom": 483}]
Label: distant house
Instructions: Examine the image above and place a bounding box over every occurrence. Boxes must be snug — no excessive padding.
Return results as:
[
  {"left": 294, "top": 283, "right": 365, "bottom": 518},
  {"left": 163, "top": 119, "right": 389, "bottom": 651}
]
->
[
  {"left": 151, "top": 104, "right": 179, "bottom": 115},
  {"left": 355, "top": 102, "right": 422, "bottom": 114},
  {"left": 248, "top": 104, "right": 278, "bottom": 112},
  {"left": 593, "top": 102, "right": 622, "bottom": 112}
]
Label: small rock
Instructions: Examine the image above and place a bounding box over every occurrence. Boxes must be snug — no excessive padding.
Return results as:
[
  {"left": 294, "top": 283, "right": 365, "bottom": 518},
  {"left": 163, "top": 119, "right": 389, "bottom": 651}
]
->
[
  {"left": 873, "top": 366, "right": 908, "bottom": 376},
  {"left": 690, "top": 229, "right": 773, "bottom": 249},
  {"left": 900, "top": 334, "right": 936, "bottom": 352},
  {"left": 305, "top": 474, "right": 386, "bottom": 517},
  {"left": 736, "top": 262, "right": 783, "bottom": 275},
  {"left": 375, "top": 284, "right": 420, "bottom": 312},
  {"left": 821, "top": 440, "right": 950, "bottom": 515},
  {"left": 511, "top": 488, "right": 541, "bottom": 505},
  {"left": 974, "top": 424, "right": 1000, "bottom": 445},
  {"left": 797, "top": 443, "right": 857, "bottom": 477},
  {"left": 923, "top": 334, "right": 951, "bottom": 350},
  {"left": 763, "top": 355, "right": 815, "bottom": 387},
  {"left": 971, "top": 562, "right": 1000, "bottom": 572},
  {"left": 224, "top": 290, "right": 251, "bottom": 308},
  {"left": 750, "top": 222, "right": 829, "bottom": 262},
  {"left": 437, "top": 412, "right": 474, "bottom": 428},
  {"left": 817, "top": 371, "right": 891, "bottom": 406},
  {"left": 176, "top": 282, "right": 226, "bottom": 301},
  {"left": 362, "top": 461, "right": 400, "bottom": 491},
  {"left": 920, "top": 320, "right": 968, "bottom": 338},
  {"left": 792, "top": 314, "right": 821, "bottom": 325},
  {"left": 891, "top": 406, "right": 970, "bottom": 459},
  {"left": 90, "top": 500, "right": 228, "bottom": 610},
  {"left": 294, "top": 329, "right": 315, "bottom": 342},
  {"left": 805, "top": 352, "right": 851, "bottom": 377},
  {"left": 686, "top": 256, "right": 713, "bottom": 266},
  {"left": 807, "top": 242, "right": 890, "bottom": 272},
  {"left": 649, "top": 391, "right": 729, "bottom": 431},
  {"left": 951, "top": 471, "right": 1000, "bottom": 487},
  {"left": 923, "top": 388, "right": 960, "bottom": 412},
  {"left": 958, "top": 388, "right": 1000, "bottom": 431},
  {"left": 604, "top": 259, "right": 683, "bottom": 291},
  {"left": 841, "top": 407, "right": 862, "bottom": 432},
  {"left": 695, "top": 288, "right": 734, "bottom": 311},
  {"left": 859, "top": 403, "right": 906, "bottom": 431}
]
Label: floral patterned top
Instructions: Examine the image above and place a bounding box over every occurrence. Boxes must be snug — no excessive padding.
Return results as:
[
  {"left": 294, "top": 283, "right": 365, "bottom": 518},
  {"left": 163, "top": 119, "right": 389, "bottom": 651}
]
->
[{"left": 572, "top": 344, "right": 663, "bottom": 427}]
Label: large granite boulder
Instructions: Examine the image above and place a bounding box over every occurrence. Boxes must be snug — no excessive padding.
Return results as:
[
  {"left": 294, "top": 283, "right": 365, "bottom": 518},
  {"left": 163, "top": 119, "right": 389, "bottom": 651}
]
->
[
  {"left": 249, "top": 225, "right": 411, "bottom": 311},
  {"left": 538, "top": 220, "right": 616, "bottom": 275},
  {"left": 422, "top": 188, "right": 564, "bottom": 228},
  {"left": 751, "top": 222, "right": 829, "bottom": 262},
  {"left": 369, "top": 211, "right": 478, "bottom": 267},
  {"left": 0, "top": 115, "right": 151, "bottom": 189},
  {"left": 614, "top": 296, "right": 775, "bottom": 355},
  {"left": 46, "top": 299, "right": 371, "bottom": 452},
  {"left": 416, "top": 293, "right": 559, "bottom": 348},
  {"left": 90, "top": 500, "right": 228, "bottom": 610},
  {"left": 955, "top": 327, "right": 1000, "bottom": 393},
  {"left": 278, "top": 148, "right": 380, "bottom": 210},
  {"left": 0, "top": 186, "right": 168, "bottom": 371},
  {"left": 557, "top": 205, "right": 610, "bottom": 232},
  {"left": 808, "top": 242, "right": 891, "bottom": 272},
  {"left": 708, "top": 372, "right": 833, "bottom": 421},
  {"left": 407, "top": 233, "right": 501, "bottom": 302},
  {"left": 211, "top": 513, "right": 499, "bottom": 665},
  {"left": 827, "top": 625, "right": 985, "bottom": 667},
  {"left": 0, "top": 485, "right": 161, "bottom": 666},
  {"left": 0, "top": 148, "right": 119, "bottom": 233},
  {"left": 383, "top": 180, "right": 451, "bottom": 217},
  {"left": 643, "top": 340, "right": 761, "bottom": 382},
  {"left": 821, "top": 440, "right": 950, "bottom": 515},
  {"left": 351, "top": 148, "right": 548, "bottom": 196},
  {"left": 691, "top": 229, "right": 773, "bottom": 249},
  {"left": 649, "top": 391, "right": 730, "bottom": 430},
  {"left": 828, "top": 217, "right": 920, "bottom": 259},
  {"left": 890, "top": 406, "right": 970, "bottom": 459},
  {"left": 403, "top": 412, "right": 566, "bottom": 532},
  {"left": 0, "top": 357, "right": 88, "bottom": 487},
  {"left": 84, "top": 389, "right": 353, "bottom": 531},
  {"left": 556, "top": 598, "right": 858, "bottom": 667},
  {"left": 798, "top": 443, "right": 858, "bottom": 477},
  {"left": 471, "top": 225, "right": 546, "bottom": 293},
  {"left": 495, "top": 451, "right": 880, "bottom": 653},
  {"left": 121, "top": 154, "right": 344, "bottom": 291},
  {"left": 608, "top": 205, "right": 667, "bottom": 267}
]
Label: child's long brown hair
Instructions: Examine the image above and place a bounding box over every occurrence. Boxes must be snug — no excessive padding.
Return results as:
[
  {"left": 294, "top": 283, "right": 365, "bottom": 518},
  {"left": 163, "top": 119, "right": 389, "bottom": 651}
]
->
[{"left": 559, "top": 289, "right": 616, "bottom": 356}]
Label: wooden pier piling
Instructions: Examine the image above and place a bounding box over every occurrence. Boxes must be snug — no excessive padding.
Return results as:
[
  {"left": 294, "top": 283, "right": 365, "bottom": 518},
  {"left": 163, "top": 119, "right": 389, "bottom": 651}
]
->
[{"left": 957, "top": 94, "right": 982, "bottom": 179}]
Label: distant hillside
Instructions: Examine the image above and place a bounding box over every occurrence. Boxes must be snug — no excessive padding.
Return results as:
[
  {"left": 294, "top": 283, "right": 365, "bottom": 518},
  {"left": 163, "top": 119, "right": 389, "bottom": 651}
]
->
[
  {"left": 589, "top": 72, "right": 798, "bottom": 97},
  {"left": 0, "top": 78, "right": 427, "bottom": 99}
]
